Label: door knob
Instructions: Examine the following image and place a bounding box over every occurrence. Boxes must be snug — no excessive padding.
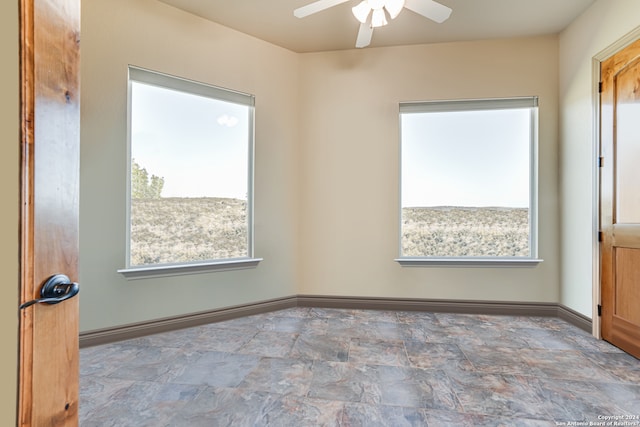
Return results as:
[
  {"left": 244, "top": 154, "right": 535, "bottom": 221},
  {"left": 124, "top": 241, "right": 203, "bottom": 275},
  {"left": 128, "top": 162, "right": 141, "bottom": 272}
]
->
[{"left": 19, "top": 274, "right": 79, "bottom": 309}]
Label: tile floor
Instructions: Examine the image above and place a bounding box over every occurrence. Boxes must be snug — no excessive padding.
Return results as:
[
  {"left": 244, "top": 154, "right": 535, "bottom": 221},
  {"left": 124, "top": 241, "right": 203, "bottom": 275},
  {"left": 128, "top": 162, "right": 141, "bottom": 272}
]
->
[{"left": 80, "top": 308, "right": 640, "bottom": 426}]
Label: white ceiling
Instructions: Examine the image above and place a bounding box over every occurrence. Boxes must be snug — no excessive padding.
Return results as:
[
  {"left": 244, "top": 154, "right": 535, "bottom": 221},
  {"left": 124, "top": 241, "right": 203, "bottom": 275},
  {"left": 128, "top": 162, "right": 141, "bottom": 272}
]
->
[{"left": 157, "top": 0, "right": 596, "bottom": 53}]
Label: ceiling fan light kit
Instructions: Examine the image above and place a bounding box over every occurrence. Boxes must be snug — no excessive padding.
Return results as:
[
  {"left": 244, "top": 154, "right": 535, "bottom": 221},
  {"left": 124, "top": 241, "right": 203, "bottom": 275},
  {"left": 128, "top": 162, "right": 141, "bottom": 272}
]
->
[
  {"left": 352, "top": 1, "right": 371, "bottom": 23},
  {"left": 371, "top": 8, "right": 388, "bottom": 27},
  {"left": 352, "top": 0, "right": 405, "bottom": 26},
  {"left": 385, "top": 0, "right": 405, "bottom": 19},
  {"left": 294, "top": 0, "right": 452, "bottom": 48}
]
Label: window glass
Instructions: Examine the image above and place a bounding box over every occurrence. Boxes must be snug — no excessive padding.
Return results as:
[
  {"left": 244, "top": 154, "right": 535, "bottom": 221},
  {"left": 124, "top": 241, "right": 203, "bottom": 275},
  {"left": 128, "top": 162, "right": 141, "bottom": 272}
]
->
[
  {"left": 399, "top": 98, "right": 538, "bottom": 259},
  {"left": 128, "top": 67, "right": 254, "bottom": 267}
]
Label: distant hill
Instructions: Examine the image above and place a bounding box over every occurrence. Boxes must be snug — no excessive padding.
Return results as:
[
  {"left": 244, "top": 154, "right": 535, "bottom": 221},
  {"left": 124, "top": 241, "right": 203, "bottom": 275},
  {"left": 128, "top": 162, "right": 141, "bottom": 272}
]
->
[
  {"left": 130, "top": 197, "right": 247, "bottom": 266},
  {"left": 130, "top": 201, "right": 529, "bottom": 265},
  {"left": 402, "top": 206, "right": 529, "bottom": 257}
]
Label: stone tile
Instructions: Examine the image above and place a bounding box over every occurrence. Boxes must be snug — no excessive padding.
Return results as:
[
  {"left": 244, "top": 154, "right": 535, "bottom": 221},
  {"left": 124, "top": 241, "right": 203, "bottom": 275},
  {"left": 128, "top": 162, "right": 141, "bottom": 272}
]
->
[
  {"left": 291, "top": 333, "right": 350, "bottom": 362},
  {"left": 81, "top": 381, "right": 201, "bottom": 427},
  {"left": 423, "top": 409, "right": 556, "bottom": 427},
  {"left": 351, "top": 309, "right": 401, "bottom": 324},
  {"left": 319, "top": 318, "right": 362, "bottom": 339},
  {"left": 80, "top": 343, "right": 148, "bottom": 377},
  {"left": 348, "top": 338, "right": 409, "bottom": 367},
  {"left": 237, "top": 330, "right": 298, "bottom": 358},
  {"left": 80, "top": 307, "right": 634, "bottom": 427},
  {"left": 393, "top": 313, "right": 448, "bottom": 342},
  {"left": 342, "top": 402, "right": 428, "bottom": 426},
  {"left": 308, "top": 361, "right": 460, "bottom": 411},
  {"left": 79, "top": 376, "right": 135, "bottom": 420},
  {"left": 262, "top": 395, "right": 345, "bottom": 427},
  {"left": 594, "top": 382, "right": 640, "bottom": 416},
  {"left": 419, "top": 325, "right": 473, "bottom": 344},
  {"left": 400, "top": 326, "right": 431, "bottom": 342},
  {"left": 238, "top": 357, "right": 313, "bottom": 396},
  {"left": 450, "top": 328, "right": 532, "bottom": 349},
  {"left": 527, "top": 316, "right": 587, "bottom": 332},
  {"left": 447, "top": 371, "right": 550, "bottom": 419},
  {"left": 270, "top": 307, "right": 312, "bottom": 318},
  {"left": 564, "top": 332, "right": 627, "bottom": 353},
  {"left": 167, "top": 387, "right": 345, "bottom": 426},
  {"left": 395, "top": 311, "right": 441, "bottom": 325},
  {"left": 353, "top": 321, "right": 406, "bottom": 341},
  {"left": 297, "top": 317, "right": 333, "bottom": 335},
  {"left": 81, "top": 406, "right": 171, "bottom": 427},
  {"left": 105, "top": 346, "right": 186, "bottom": 382},
  {"left": 261, "top": 316, "right": 309, "bottom": 333},
  {"left": 531, "top": 378, "right": 633, "bottom": 423},
  {"left": 171, "top": 351, "right": 261, "bottom": 387},
  {"left": 405, "top": 341, "right": 473, "bottom": 371},
  {"left": 120, "top": 326, "right": 203, "bottom": 349},
  {"left": 435, "top": 313, "right": 503, "bottom": 328},
  {"left": 511, "top": 327, "right": 578, "bottom": 350},
  {"left": 309, "top": 308, "right": 358, "bottom": 320},
  {"left": 370, "top": 365, "right": 460, "bottom": 411},
  {"left": 166, "top": 387, "right": 281, "bottom": 427},
  {"left": 583, "top": 350, "right": 640, "bottom": 383},
  {"left": 190, "top": 326, "right": 257, "bottom": 353},
  {"left": 458, "top": 345, "right": 543, "bottom": 376},
  {"left": 520, "top": 349, "right": 620, "bottom": 383},
  {"left": 307, "top": 361, "right": 379, "bottom": 404},
  {"left": 473, "top": 315, "right": 546, "bottom": 330}
]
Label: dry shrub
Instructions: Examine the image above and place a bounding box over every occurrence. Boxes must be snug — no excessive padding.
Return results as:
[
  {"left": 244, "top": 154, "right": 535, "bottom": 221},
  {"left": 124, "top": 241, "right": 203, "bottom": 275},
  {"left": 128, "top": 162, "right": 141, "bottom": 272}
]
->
[
  {"left": 130, "top": 197, "right": 247, "bottom": 265},
  {"left": 132, "top": 202, "right": 529, "bottom": 264},
  {"left": 402, "top": 207, "right": 529, "bottom": 257}
]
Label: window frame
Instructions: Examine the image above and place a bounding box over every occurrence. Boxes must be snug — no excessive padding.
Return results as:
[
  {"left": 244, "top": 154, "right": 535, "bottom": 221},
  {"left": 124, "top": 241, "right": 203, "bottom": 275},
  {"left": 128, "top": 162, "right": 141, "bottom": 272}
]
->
[
  {"left": 395, "top": 97, "right": 543, "bottom": 267},
  {"left": 118, "top": 66, "right": 261, "bottom": 279}
]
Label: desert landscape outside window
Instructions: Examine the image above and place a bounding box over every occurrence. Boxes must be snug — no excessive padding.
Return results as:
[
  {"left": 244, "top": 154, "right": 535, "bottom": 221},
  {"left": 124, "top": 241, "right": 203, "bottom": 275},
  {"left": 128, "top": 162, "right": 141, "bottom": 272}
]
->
[
  {"left": 399, "top": 97, "right": 538, "bottom": 259},
  {"left": 127, "top": 67, "right": 254, "bottom": 267}
]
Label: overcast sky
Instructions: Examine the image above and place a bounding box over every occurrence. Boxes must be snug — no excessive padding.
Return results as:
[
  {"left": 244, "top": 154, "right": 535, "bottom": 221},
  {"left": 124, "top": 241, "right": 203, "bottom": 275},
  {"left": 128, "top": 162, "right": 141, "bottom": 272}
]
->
[
  {"left": 130, "top": 81, "right": 249, "bottom": 199},
  {"left": 401, "top": 108, "right": 531, "bottom": 208},
  {"left": 132, "top": 81, "right": 530, "bottom": 207}
]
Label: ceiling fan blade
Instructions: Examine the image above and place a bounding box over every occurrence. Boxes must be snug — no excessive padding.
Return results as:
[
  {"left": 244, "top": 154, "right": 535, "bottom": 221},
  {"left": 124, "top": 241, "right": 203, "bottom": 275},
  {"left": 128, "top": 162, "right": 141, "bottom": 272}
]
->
[
  {"left": 355, "top": 22, "right": 373, "bottom": 48},
  {"left": 294, "top": 0, "right": 352, "bottom": 18},
  {"left": 404, "top": 0, "right": 452, "bottom": 23}
]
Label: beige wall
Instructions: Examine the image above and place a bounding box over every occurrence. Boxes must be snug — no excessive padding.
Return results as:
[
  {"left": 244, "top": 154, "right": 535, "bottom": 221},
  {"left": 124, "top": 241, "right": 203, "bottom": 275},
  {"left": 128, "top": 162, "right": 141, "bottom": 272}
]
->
[
  {"left": 298, "top": 37, "right": 560, "bottom": 302},
  {"left": 81, "top": 1, "right": 562, "bottom": 333},
  {"left": 559, "top": 0, "right": 640, "bottom": 317},
  {"left": 0, "top": 0, "right": 19, "bottom": 424},
  {"left": 80, "top": 0, "right": 300, "bottom": 331}
]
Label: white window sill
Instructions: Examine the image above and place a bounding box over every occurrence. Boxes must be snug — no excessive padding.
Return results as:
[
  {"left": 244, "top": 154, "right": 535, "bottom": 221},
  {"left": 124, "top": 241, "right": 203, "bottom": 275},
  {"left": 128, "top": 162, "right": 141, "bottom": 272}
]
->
[
  {"left": 395, "top": 257, "right": 543, "bottom": 267},
  {"left": 118, "top": 258, "right": 263, "bottom": 280}
]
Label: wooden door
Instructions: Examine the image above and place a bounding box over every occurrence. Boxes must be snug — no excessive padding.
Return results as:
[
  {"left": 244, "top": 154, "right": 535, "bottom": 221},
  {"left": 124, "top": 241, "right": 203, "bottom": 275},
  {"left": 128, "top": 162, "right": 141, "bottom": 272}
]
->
[
  {"left": 18, "top": 0, "right": 81, "bottom": 425},
  {"left": 600, "top": 37, "right": 640, "bottom": 359}
]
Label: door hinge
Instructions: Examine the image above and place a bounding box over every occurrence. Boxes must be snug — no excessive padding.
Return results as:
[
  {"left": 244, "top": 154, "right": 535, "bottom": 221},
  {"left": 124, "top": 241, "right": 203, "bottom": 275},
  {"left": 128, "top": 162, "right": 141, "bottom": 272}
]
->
[
  {"left": 597, "top": 304, "right": 602, "bottom": 317},
  {"left": 598, "top": 157, "right": 604, "bottom": 168},
  {"left": 599, "top": 81, "right": 603, "bottom": 93},
  {"left": 598, "top": 231, "right": 603, "bottom": 242}
]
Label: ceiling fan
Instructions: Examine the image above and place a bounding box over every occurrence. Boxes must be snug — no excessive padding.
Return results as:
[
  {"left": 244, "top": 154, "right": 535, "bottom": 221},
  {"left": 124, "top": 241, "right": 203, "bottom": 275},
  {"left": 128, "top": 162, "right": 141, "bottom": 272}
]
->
[{"left": 294, "top": 0, "right": 452, "bottom": 48}]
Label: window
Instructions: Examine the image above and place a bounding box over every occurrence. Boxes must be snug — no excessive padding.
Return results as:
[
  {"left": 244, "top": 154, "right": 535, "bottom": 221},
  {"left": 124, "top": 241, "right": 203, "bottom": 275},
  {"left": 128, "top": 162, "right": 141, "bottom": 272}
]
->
[
  {"left": 121, "top": 66, "right": 258, "bottom": 277},
  {"left": 398, "top": 97, "right": 540, "bottom": 264}
]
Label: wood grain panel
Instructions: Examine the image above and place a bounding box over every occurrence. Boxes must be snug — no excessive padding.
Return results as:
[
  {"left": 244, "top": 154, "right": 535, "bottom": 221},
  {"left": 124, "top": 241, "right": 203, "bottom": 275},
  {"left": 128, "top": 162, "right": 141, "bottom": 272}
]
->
[
  {"left": 19, "top": 0, "right": 80, "bottom": 425},
  {"left": 611, "top": 315, "right": 640, "bottom": 358},
  {"left": 614, "top": 248, "right": 640, "bottom": 325}
]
